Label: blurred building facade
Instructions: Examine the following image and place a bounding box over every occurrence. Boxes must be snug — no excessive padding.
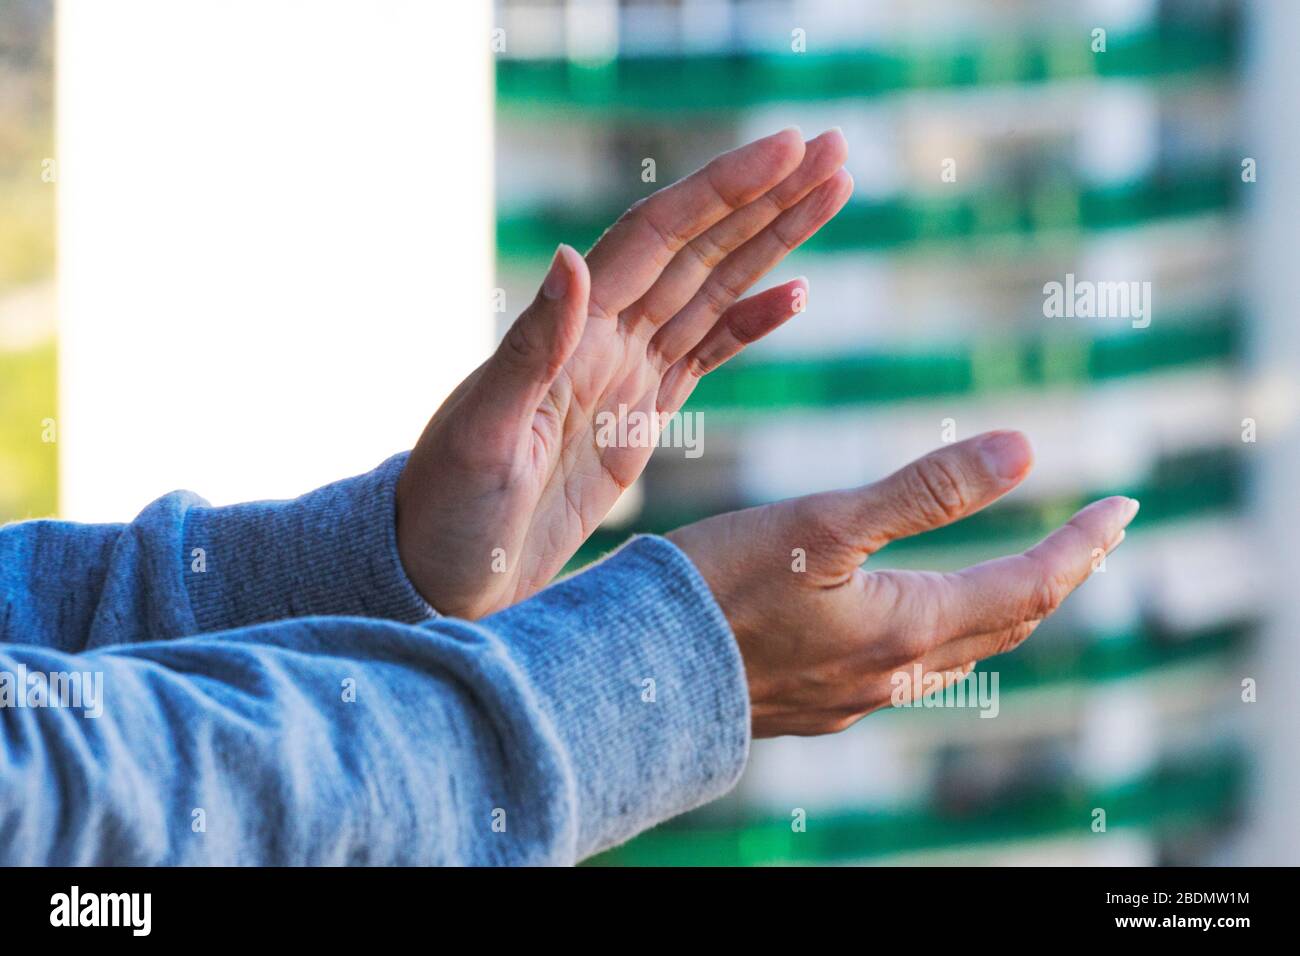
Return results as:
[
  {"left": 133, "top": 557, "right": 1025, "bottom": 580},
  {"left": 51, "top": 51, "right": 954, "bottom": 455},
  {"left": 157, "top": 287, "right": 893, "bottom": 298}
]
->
[{"left": 493, "top": 0, "right": 1267, "bottom": 865}]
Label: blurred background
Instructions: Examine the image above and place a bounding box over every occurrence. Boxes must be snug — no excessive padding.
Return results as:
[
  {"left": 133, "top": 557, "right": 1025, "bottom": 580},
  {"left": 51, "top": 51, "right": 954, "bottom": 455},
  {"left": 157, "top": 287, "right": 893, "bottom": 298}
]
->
[
  {"left": 0, "top": 0, "right": 55, "bottom": 519},
  {"left": 3, "top": 0, "right": 1298, "bottom": 864}
]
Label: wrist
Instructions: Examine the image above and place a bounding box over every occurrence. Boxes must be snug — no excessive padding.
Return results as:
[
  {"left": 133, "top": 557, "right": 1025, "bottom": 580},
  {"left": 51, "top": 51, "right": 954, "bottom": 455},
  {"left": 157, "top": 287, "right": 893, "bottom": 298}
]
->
[
  {"left": 488, "top": 534, "right": 751, "bottom": 857},
  {"left": 666, "top": 522, "right": 753, "bottom": 650}
]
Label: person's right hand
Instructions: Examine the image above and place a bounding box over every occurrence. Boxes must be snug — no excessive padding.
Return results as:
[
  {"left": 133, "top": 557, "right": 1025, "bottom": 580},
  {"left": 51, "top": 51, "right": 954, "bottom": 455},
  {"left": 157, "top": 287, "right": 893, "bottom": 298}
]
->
[{"left": 667, "top": 431, "right": 1139, "bottom": 738}]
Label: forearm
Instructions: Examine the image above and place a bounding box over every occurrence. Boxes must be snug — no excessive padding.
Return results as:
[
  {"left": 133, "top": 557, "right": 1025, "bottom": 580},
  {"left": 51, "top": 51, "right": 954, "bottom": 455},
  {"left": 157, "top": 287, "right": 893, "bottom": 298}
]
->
[
  {"left": 0, "top": 517, "right": 128, "bottom": 651},
  {"left": 0, "top": 454, "right": 432, "bottom": 652},
  {"left": 180, "top": 452, "right": 434, "bottom": 633},
  {"left": 0, "top": 537, "right": 749, "bottom": 865}
]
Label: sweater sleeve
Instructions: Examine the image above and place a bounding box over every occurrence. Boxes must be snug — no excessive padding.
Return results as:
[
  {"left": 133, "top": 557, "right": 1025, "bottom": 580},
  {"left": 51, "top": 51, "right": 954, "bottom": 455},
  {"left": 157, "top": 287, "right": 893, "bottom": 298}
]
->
[
  {"left": 0, "top": 453, "right": 434, "bottom": 652},
  {"left": 0, "top": 537, "right": 750, "bottom": 865}
]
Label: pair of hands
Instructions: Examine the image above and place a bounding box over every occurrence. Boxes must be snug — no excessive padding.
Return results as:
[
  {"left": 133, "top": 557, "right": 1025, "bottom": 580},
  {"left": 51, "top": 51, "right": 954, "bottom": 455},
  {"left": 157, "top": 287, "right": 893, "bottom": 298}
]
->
[{"left": 395, "top": 128, "right": 1138, "bottom": 738}]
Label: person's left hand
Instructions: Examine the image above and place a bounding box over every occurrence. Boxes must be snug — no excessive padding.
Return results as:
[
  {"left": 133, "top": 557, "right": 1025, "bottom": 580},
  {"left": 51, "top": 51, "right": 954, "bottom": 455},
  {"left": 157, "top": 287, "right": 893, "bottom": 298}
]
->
[{"left": 396, "top": 128, "right": 853, "bottom": 617}]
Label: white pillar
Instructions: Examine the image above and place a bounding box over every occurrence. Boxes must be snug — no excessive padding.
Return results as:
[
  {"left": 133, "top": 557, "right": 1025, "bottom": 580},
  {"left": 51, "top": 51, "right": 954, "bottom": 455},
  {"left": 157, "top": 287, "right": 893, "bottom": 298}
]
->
[{"left": 58, "top": 0, "right": 493, "bottom": 518}]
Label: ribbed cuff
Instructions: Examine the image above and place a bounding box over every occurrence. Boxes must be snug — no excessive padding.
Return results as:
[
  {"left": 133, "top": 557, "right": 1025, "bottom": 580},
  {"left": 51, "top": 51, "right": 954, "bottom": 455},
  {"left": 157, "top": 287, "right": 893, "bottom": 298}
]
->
[
  {"left": 489, "top": 535, "right": 751, "bottom": 860},
  {"left": 182, "top": 453, "right": 436, "bottom": 632}
]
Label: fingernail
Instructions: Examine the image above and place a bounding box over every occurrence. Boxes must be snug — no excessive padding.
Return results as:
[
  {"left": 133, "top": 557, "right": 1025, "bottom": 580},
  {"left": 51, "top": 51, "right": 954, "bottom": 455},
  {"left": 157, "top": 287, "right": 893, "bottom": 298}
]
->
[
  {"left": 979, "top": 431, "right": 1032, "bottom": 482},
  {"left": 1123, "top": 497, "right": 1141, "bottom": 524},
  {"left": 542, "top": 245, "right": 571, "bottom": 301}
]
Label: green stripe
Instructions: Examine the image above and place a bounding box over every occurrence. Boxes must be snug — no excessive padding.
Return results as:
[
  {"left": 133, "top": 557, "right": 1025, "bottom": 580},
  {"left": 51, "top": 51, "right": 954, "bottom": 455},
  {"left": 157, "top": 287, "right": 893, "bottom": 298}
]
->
[
  {"left": 688, "top": 308, "right": 1238, "bottom": 413},
  {"left": 498, "top": 167, "right": 1239, "bottom": 259},
  {"left": 590, "top": 749, "right": 1246, "bottom": 865},
  {"left": 966, "top": 620, "right": 1251, "bottom": 693},
  {"left": 498, "top": 22, "right": 1239, "bottom": 113}
]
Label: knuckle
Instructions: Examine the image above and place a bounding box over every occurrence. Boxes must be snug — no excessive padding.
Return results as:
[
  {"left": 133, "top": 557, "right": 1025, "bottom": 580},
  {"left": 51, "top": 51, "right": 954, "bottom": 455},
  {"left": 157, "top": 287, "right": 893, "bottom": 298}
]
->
[
  {"left": 907, "top": 457, "right": 968, "bottom": 526},
  {"left": 683, "top": 351, "right": 713, "bottom": 380},
  {"left": 686, "top": 232, "right": 726, "bottom": 271},
  {"left": 765, "top": 187, "right": 794, "bottom": 215},
  {"left": 638, "top": 204, "right": 687, "bottom": 254},
  {"left": 705, "top": 160, "right": 747, "bottom": 212},
  {"left": 794, "top": 496, "right": 860, "bottom": 562},
  {"left": 771, "top": 219, "right": 801, "bottom": 253},
  {"left": 698, "top": 279, "right": 734, "bottom": 318},
  {"left": 500, "top": 317, "right": 540, "bottom": 367},
  {"left": 716, "top": 271, "right": 751, "bottom": 303},
  {"left": 1028, "top": 571, "right": 1071, "bottom": 620}
]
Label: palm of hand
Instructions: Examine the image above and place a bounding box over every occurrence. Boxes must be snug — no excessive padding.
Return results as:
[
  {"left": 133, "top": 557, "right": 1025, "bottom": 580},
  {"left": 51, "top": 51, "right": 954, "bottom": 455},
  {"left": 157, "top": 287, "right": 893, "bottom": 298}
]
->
[
  {"left": 399, "top": 128, "right": 853, "bottom": 618},
  {"left": 667, "top": 434, "right": 1136, "bottom": 737}
]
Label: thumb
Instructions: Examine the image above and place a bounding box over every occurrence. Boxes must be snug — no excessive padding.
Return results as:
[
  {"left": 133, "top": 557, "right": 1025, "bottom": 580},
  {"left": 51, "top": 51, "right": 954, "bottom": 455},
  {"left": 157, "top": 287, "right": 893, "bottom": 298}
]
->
[
  {"left": 478, "top": 243, "right": 590, "bottom": 423},
  {"left": 799, "top": 430, "right": 1034, "bottom": 573}
]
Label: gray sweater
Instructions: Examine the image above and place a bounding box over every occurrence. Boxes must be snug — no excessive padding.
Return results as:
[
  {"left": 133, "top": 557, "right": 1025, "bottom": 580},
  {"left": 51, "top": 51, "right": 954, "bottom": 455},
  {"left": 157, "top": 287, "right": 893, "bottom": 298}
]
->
[{"left": 0, "top": 452, "right": 750, "bottom": 864}]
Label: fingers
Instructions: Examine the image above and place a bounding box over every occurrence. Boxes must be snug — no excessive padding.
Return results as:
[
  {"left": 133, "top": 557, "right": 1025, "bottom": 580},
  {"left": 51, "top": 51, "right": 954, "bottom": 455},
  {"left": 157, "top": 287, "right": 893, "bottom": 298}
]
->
[
  {"left": 649, "top": 167, "right": 855, "bottom": 368},
  {"left": 936, "top": 495, "right": 1139, "bottom": 643},
  {"left": 622, "top": 128, "right": 848, "bottom": 335},
  {"left": 474, "top": 243, "right": 590, "bottom": 426},
  {"left": 885, "top": 659, "right": 979, "bottom": 709},
  {"left": 798, "top": 431, "right": 1035, "bottom": 574},
  {"left": 654, "top": 277, "right": 808, "bottom": 414},
  {"left": 918, "top": 621, "right": 1038, "bottom": 677},
  {"left": 584, "top": 128, "right": 806, "bottom": 321},
  {"left": 903, "top": 497, "right": 1136, "bottom": 674},
  {"left": 852, "top": 495, "right": 1135, "bottom": 703}
]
